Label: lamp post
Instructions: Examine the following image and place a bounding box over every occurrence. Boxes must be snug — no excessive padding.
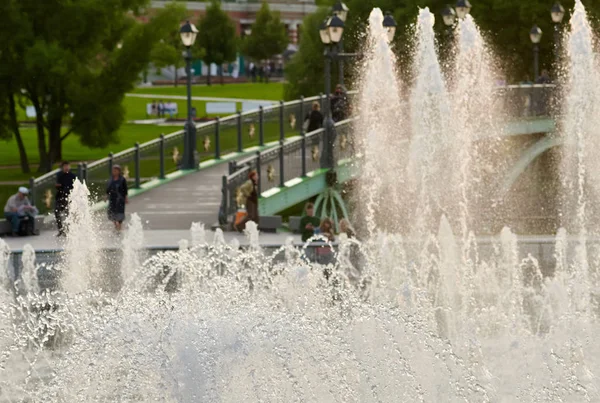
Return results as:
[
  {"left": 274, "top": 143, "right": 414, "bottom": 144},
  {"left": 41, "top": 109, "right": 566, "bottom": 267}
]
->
[
  {"left": 316, "top": 12, "right": 396, "bottom": 223},
  {"left": 530, "top": 25, "right": 543, "bottom": 82},
  {"left": 551, "top": 2, "right": 565, "bottom": 67},
  {"left": 180, "top": 21, "right": 199, "bottom": 170},
  {"left": 442, "top": 6, "right": 457, "bottom": 30},
  {"left": 332, "top": 1, "right": 349, "bottom": 86},
  {"left": 455, "top": 0, "right": 472, "bottom": 19}
]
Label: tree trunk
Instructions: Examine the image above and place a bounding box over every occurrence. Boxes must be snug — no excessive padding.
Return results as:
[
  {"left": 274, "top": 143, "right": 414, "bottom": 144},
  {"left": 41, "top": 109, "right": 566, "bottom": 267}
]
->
[
  {"left": 31, "top": 96, "right": 49, "bottom": 172},
  {"left": 206, "top": 70, "right": 211, "bottom": 86},
  {"left": 8, "top": 93, "right": 30, "bottom": 174},
  {"left": 174, "top": 66, "right": 178, "bottom": 87},
  {"left": 48, "top": 117, "right": 62, "bottom": 167},
  {"left": 220, "top": 68, "right": 224, "bottom": 85}
]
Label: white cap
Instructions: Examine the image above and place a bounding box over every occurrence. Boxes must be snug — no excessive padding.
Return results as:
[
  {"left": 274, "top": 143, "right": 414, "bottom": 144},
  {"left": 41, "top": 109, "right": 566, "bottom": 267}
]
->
[{"left": 18, "top": 186, "right": 29, "bottom": 195}]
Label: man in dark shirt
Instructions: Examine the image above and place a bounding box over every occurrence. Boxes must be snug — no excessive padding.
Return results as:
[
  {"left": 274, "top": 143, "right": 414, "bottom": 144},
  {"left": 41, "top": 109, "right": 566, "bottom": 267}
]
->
[
  {"left": 300, "top": 202, "right": 321, "bottom": 242},
  {"left": 55, "top": 161, "right": 77, "bottom": 237}
]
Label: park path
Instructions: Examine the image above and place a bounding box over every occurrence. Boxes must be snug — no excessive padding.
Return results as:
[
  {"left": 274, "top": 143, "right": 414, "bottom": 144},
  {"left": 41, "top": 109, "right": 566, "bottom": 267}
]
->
[
  {"left": 125, "top": 93, "right": 277, "bottom": 104},
  {"left": 125, "top": 163, "right": 227, "bottom": 230}
]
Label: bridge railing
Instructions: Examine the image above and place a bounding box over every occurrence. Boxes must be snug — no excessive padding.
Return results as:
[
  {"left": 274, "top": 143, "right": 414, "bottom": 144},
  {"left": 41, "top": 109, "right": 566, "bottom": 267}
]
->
[
  {"left": 495, "top": 84, "right": 556, "bottom": 118},
  {"left": 28, "top": 94, "right": 332, "bottom": 212},
  {"left": 28, "top": 86, "right": 553, "bottom": 212},
  {"left": 220, "top": 117, "right": 358, "bottom": 223}
]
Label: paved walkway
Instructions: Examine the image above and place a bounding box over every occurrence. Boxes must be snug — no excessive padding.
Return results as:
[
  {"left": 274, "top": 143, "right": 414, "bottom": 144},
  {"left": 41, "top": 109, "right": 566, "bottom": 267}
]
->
[
  {"left": 126, "top": 163, "right": 227, "bottom": 230},
  {"left": 125, "top": 93, "right": 277, "bottom": 104},
  {"left": 1, "top": 228, "right": 300, "bottom": 252}
]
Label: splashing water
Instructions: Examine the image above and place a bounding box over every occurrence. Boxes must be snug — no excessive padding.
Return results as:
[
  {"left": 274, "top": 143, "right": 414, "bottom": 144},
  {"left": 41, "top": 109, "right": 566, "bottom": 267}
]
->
[
  {"left": 62, "top": 179, "right": 102, "bottom": 294},
  {"left": 121, "top": 213, "right": 145, "bottom": 286},
  {"left": 355, "top": 8, "right": 405, "bottom": 237},
  {"left": 2, "top": 5, "right": 600, "bottom": 402},
  {"left": 19, "top": 244, "right": 38, "bottom": 294},
  {"left": 407, "top": 8, "right": 453, "bottom": 233}
]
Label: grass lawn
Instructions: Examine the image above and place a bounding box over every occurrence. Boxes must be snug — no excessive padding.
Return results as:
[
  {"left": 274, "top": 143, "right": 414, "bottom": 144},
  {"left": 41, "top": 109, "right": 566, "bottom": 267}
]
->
[
  {"left": 132, "top": 82, "right": 285, "bottom": 101},
  {"left": 0, "top": 124, "right": 183, "bottom": 168}
]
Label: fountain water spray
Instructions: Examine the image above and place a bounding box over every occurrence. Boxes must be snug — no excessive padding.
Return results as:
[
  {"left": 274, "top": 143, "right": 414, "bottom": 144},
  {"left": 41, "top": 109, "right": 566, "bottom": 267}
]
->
[{"left": 62, "top": 180, "right": 102, "bottom": 294}]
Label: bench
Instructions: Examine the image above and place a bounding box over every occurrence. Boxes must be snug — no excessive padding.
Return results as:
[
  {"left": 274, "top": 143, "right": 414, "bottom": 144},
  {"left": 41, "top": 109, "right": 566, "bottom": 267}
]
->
[
  {"left": 289, "top": 216, "right": 302, "bottom": 233},
  {"left": 258, "top": 215, "right": 282, "bottom": 233},
  {"left": 0, "top": 216, "right": 52, "bottom": 236}
]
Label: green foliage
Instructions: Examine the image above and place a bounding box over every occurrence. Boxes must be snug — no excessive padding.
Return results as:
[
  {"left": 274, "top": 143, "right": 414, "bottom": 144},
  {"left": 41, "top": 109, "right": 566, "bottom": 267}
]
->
[
  {"left": 286, "top": 0, "right": 600, "bottom": 97},
  {"left": 150, "top": 3, "right": 189, "bottom": 84},
  {"left": 197, "top": 0, "right": 238, "bottom": 84},
  {"left": 242, "top": 2, "right": 289, "bottom": 62},
  {"left": 197, "top": 0, "right": 237, "bottom": 66},
  {"left": 0, "top": 0, "right": 183, "bottom": 173},
  {"left": 284, "top": 9, "right": 331, "bottom": 100}
]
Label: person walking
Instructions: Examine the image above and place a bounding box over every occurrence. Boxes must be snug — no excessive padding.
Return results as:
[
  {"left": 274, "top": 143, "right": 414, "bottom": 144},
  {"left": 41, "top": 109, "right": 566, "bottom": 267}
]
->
[
  {"left": 330, "top": 84, "right": 348, "bottom": 122},
  {"left": 106, "top": 165, "right": 128, "bottom": 232},
  {"left": 235, "top": 170, "right": 259, "bottom": 232},
  {"left": 300, "top": 202, "right": 321, "bottom": 242},
  {"left": 55, "top": 161, "right": 77, "bottom": 237},
  {"left": 305, "top": 102, "right": 324, "bottom": 133}
]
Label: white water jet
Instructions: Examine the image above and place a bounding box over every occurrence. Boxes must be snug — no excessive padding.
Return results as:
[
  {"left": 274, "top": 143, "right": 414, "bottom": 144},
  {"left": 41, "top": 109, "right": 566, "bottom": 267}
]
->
[
  {"left": 2, "top": 6, "right": 600, "bottom": 402},
  {"left": 62, "top": 180, "right": 101, "bottom": 294},
  {"left": 19, "top": 244, "right": 37, "bottom": 294},
  {"left": 190, "top": 222, "right": 206, "bottom": 247},
  {"left": 355, "top": 8, "right": 405, "bottom": 237},
  {"left": 407, "top": 8, "right": 453, "bottom": 233},
  {"left": 121, "top": 212, "right": 144, "bottom": 285},
  {"left": 244, "top": 221, "right": 260, "bottom": 250}
]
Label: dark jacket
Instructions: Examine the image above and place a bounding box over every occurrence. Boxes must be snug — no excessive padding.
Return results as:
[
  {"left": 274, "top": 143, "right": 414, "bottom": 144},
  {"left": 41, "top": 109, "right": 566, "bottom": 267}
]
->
[
  {"left": 56, "top": 171, "right": 77, "bottom": 203},
  {"left": 107, "top": 176, "right": 128, "bottom": 214},
  {"left": 306, "top": 110, "right": 324, "bottom": 133}
]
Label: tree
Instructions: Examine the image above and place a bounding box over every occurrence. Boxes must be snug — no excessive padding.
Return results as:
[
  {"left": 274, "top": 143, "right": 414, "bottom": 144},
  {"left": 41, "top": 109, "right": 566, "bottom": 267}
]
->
[
  {"left": 0, "top": 0, "right": 183, "bottom": 173},
  {"left": 243, "top": 2, "right": 288, "bottom": 63},
  {"left": 197, "top": 0, "right": 238, "bottom": 86},
  {"left": 284, "top": 9, "right": 331, "bottom": 100},
  {"left": 286, "top": 0, "right": 600, "bottom": 97}
]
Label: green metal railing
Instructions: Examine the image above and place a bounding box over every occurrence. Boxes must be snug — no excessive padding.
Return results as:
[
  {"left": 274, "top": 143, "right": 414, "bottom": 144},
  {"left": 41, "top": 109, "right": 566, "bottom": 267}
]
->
[
  {"left": 29, "top": 94, "right": 332, "bottom": 212},
  {"left": 220, "top": 116, "right": 357, "bottom": 223},
  {"left": 28, "top": 85, "right": 555, "bottom": 213}
]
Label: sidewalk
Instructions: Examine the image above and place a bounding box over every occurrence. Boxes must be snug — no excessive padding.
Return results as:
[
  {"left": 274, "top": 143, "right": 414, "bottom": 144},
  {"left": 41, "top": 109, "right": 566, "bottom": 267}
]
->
[
  {"left": 1, "top": 228, "right": 300, "bottom": 252},
  {"left": 125, "top": 93, "right": 278, "bottom": 104}
]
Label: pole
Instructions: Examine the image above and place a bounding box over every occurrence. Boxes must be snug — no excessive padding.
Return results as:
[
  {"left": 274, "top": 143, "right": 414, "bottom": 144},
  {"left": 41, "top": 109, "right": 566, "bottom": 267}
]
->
[
  {"left": 338, "top": 39, "right": 344, "bottom": 86},
  {"left": 159, "top": 134, "right": 165, "bottom": 179},
  {"left": 258, "top": 106, "right": 265, "bottom": 147},
  {"left": 236, "top": 111, "right": 243, "bottom": 153},
  {"left": 134, "top": 142, "right": 141, "bottom": 189},
  {"left": 215, "top": 117, "right": 221, "bottom": 159},
  {"left": 184, "top": 47, "right": 197, "bottom": 170},
  {"left": 554, "top": 23, "right": 560, "bottom": 70},
  {"left": 322, "top": 50, "right": 335, "bottom": 170},
  {"left": 533, "top": 44, "right": 540, "bottom": 82}
]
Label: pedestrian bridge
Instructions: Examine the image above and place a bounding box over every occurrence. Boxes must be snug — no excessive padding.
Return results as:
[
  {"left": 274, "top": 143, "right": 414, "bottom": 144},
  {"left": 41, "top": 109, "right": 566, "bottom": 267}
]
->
[{"left": 26, "top": 85, "right": 557, "bottom": 231}]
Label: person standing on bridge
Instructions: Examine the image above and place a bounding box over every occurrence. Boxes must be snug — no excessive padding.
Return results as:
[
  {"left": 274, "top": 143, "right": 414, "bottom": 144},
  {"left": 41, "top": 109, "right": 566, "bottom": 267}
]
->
[
  {"left": 55, "top": 161, "right": 77, "bottom": 237},
  {"left": 235, "top": 170, "right": 259, "bottom": 232},
  {"left": 304, "top": 102, "right": 323, "bottom": 133},
  {"left": 106, "top": 165, "right": 128, "bottom": 232}
]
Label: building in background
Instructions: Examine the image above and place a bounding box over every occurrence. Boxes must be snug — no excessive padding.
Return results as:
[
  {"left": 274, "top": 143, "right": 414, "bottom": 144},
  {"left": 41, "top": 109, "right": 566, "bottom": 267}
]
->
[
  {"left": 141, "top": 1, "right": 317, "bottom": 84},
  {"left": 148, "top": 0, "right": 316, "bottom": 46}
]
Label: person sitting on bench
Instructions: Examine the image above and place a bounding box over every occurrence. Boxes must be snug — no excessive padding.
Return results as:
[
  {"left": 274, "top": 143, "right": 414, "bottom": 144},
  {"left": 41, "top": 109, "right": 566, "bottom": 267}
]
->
[{"left": 3, "top": 187, "right": 38, "bottom": 236}]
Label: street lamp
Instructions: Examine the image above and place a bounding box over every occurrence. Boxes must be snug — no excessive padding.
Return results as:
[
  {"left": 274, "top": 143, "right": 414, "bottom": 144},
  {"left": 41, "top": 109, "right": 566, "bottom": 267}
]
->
[
  {"left": 331, "top": 1, "right": 349, "bottom": 86},
  {"left": 180, "top": 21, "right": 199, "bottom": 170},
  {"left": 442, "top": 6, "right": 457, "bottom": 27},
  {"left": 551, "top": 3, "right": 565, "bottom": 67},
  {"left": 551, "top": 2, "right": 565, "bottom": 23},
  {"left": 530, "top": 25, "right": 543, "bottom": 81},
  {"left": 332, "top": 1, "right": 349, "bottom": 22},
  {"left": 382, "top": 12, "right": 397, "bottom": 43},
  {"left": 455, "top": 0, "right": 472, "bottom": 19}
]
